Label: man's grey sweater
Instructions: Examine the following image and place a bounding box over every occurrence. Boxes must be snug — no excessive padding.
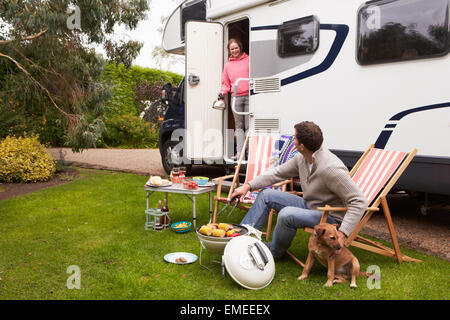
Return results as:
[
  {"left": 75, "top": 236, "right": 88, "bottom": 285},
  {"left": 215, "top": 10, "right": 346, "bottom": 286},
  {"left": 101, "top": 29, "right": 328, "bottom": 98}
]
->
[{"left": 248, "top": 147, "right": 368, "bottom": 237}]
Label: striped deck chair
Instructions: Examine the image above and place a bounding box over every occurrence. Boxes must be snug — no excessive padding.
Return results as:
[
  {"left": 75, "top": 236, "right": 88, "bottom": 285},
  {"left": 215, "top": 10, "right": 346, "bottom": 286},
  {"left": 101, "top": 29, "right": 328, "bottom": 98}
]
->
[
  {"left": 287, "top": 145, "right": 421, "bottom": 267},
  {"left": 265, "top": 134, "right": 300, "bottom": 240},
  {"left": 212, "top": 134, "right": 291, "bottom": 227}
]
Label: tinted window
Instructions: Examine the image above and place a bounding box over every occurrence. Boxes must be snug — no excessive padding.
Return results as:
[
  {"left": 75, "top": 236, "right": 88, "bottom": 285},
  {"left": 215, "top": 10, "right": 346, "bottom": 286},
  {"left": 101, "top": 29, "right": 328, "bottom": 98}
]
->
[
  {"left": 278, "top": 15, "right": 319, "bottom": 57},
  {"left": 180, "top": 0, "right": 207, "bottom": 42},
  {"left": 357, "top": 0, "right": 450, "bottom": 65}
]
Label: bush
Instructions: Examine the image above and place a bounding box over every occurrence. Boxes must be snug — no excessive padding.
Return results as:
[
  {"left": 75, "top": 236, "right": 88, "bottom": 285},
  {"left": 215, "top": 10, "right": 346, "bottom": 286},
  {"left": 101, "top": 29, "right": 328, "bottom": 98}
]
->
[
  {"left": 0, "top": 135, "right": 56, "bottom": 183},
  {"left": 101, "top": 114, "right": 158, "bottom": 148},
  {"left": 102, "top": 63, "right": 182, "bottom": 118}
]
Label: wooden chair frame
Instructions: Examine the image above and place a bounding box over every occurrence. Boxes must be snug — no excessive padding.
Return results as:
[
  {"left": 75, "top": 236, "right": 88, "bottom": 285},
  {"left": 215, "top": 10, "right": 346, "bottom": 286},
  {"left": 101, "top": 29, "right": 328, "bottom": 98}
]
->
[
  {"left": 279, "top": 145, "right": 421, "bottom": 264},
  {"left": 212, "top": 134, "right": 290, "bottom": 239}
]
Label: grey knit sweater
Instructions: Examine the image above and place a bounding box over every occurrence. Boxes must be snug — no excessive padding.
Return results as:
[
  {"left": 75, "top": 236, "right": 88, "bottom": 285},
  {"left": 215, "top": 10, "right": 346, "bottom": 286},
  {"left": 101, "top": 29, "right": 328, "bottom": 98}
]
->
[{"left": 248, "top": 147, "right": 368, "bottom": 236}]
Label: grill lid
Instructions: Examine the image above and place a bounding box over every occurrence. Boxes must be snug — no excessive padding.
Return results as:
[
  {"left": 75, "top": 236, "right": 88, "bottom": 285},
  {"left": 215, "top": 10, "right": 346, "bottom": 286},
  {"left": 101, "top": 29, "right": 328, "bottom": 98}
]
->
[{"left": 223, "top": 235, "right": 275, "bottom": 290}]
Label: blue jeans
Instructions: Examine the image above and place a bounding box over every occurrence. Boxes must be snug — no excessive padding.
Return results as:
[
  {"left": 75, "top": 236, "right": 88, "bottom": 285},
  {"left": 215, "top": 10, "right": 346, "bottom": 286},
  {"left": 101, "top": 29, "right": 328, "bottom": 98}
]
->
[{"left": 240, "top": 189, "right": 338, "bottom": 259}]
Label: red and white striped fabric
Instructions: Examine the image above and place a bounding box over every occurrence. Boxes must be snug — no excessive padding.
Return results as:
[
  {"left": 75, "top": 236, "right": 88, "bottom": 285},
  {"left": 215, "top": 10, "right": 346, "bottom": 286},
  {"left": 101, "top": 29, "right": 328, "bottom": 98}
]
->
[
  {"left": 352, "top": 148, "right": 407, "bottom": 205},
  {"left": 241, "top": 135, "right": 277, "bottom": 204}
]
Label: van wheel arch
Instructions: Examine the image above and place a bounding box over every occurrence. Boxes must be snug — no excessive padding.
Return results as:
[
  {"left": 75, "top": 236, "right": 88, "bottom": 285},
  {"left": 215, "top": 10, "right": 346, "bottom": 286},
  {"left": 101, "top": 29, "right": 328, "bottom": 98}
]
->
[{"left": 160, "top": 137, "right": 191, "bottom": 175}]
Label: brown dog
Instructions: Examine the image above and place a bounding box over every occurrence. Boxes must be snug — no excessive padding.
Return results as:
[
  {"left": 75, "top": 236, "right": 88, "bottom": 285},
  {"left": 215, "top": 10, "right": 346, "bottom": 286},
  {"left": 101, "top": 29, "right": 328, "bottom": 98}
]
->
[{"left": 298, "top": 223, "right": 360, "bottom": 288}]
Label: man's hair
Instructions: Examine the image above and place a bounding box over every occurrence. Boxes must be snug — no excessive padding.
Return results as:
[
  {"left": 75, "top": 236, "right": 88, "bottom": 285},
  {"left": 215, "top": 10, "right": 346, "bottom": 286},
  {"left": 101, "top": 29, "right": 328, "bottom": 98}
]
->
[{"left": 294, "top": 121, "right": 323, "bottom": 152}]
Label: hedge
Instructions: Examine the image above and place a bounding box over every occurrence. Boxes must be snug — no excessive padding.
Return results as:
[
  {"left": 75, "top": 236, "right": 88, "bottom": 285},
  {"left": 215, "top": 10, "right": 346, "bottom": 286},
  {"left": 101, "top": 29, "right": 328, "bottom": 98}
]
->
[{"left": 103, "top": 63, "right": 183, "bottom": 118}]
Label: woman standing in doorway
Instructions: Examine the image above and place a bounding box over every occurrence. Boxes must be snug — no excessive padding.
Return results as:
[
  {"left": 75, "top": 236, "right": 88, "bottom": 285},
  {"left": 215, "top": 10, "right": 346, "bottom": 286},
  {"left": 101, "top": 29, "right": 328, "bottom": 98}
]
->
[{"left": 219, "top": 38, "right": 249, "bottom": 159}]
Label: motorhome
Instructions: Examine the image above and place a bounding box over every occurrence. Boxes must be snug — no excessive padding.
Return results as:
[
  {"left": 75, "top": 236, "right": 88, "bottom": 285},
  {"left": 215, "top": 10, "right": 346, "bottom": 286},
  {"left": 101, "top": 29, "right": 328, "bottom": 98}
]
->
[{"left": 158, "top": 0, "right": 450, "bottom": 203}]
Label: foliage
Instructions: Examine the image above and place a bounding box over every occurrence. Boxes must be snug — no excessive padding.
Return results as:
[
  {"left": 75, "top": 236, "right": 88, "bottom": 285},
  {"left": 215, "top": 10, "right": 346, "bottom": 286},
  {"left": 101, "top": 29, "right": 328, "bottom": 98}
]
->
[
  {"left": 140, "top": 100, "right": 168, "bottom": 125},
  {"left": 101, "top": 114, "right": 158, "bottom": 149},
  {"left": 0, "top": 169, "right": 448, "bottom": 300},
  {"left": 0, "top": 98, "right": 67, "bottom": 146},
  {"left": 0, "top": 0, "right": 149, "bottom": 151},
  {"left": 0, "top": 135, "right": 56, "bottom": 183},
  {"left": 102, "top": 63, "right": 182, "bottom": 119},
  {"left": 104, "top": 39, "right": 143, "bottom": 69}
]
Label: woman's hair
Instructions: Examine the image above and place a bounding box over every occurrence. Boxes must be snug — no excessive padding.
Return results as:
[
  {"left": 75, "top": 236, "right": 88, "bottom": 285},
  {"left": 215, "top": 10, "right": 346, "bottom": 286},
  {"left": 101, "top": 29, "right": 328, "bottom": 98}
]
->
[
  {"left": 227, "top": 38, "right": 243, "bottom": 54},
  {"left": 294, "top": 121, "right": 323, "bottom": 152}
]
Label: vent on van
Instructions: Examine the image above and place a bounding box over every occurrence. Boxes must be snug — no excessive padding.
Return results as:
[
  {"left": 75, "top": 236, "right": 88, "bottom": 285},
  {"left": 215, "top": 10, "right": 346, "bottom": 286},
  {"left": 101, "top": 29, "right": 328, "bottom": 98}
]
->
[
  {"left": 254, "top": 118, "right": 280, "bottom": 132},
  {"left": 252, "top": 77, "right": 281, "bottom": 94}
]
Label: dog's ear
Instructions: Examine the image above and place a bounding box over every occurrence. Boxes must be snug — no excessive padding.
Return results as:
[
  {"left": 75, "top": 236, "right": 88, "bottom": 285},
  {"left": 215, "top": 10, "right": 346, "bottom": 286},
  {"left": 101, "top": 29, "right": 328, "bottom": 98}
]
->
[{"left": 314, "top": 225, "right": 326, "bottom": 238}]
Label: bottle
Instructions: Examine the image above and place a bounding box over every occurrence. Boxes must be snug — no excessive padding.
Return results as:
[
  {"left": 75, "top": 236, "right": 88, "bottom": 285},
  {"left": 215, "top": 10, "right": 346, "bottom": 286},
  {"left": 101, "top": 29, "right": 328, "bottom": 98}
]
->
[
  {"left": 157, "top": 200, "right": 162, "bottom": 211},
  {"left": 161, "top": 198, "right": 169, "bottom": 228}
]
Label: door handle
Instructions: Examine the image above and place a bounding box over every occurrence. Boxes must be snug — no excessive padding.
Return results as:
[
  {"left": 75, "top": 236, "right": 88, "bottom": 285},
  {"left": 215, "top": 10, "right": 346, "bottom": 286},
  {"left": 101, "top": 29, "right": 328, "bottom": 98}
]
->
[{"left": 188, "top": 73, "right": 200, "bottom": 86}]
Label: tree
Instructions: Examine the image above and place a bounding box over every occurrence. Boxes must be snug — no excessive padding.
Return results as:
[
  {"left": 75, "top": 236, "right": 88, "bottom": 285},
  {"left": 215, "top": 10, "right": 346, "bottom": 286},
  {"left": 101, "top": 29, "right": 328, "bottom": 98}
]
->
[
  {"left": 0, "top": 0, "right": 149, "bottom": 151},
  {"left": 151, "top": 0, "right": 184, "bottom": 70}
]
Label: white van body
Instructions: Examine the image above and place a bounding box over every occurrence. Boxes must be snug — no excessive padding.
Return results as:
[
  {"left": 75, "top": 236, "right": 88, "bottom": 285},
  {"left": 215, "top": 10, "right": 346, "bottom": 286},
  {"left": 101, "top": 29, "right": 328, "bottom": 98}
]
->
[{"left": 161, "top": 0, "right": 450, "bottom": 196}]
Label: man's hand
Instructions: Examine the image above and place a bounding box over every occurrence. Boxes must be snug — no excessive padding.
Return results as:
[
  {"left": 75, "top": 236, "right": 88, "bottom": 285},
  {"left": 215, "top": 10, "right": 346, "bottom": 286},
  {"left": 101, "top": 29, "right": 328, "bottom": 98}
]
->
[{"left": 231, "top": 183, "right": 251, "bottom": 202}]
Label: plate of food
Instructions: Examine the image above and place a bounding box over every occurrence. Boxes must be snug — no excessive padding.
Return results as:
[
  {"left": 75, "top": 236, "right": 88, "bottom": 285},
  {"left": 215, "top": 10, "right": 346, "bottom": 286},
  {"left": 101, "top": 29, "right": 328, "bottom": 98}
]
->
[
  {"left": 145, "top": 176, "right": 172, "bottom": 187},
  {"left": 164, "top": 252, "right": 198, "bottom": 265}
]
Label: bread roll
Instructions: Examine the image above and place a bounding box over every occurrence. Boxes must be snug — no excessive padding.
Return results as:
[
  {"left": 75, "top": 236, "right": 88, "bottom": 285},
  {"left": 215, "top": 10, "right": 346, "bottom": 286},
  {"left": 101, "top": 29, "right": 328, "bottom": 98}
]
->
[{"left": 150, "top": 176, "right": 163, "bottom": 185}]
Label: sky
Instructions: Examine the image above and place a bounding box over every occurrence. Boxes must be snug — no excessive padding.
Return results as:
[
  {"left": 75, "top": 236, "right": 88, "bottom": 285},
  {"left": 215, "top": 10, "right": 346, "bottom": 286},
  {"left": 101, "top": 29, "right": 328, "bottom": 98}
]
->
[{"left": 100, "top": 0, "right": 185, "bottom": 74}]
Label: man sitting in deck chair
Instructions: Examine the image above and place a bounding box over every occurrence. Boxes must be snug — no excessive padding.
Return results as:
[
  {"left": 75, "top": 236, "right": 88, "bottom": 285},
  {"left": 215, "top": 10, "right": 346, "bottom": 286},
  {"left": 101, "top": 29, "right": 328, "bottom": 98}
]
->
[{"left": 231, "top": 121, "right": 368, "bottom": 260}]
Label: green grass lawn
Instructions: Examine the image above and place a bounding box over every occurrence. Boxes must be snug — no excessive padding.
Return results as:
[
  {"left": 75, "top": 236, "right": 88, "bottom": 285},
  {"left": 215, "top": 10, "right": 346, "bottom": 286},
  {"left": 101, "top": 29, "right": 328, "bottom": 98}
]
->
[{"left": 0, "top": 168, "right": 448, "bottom": 300}]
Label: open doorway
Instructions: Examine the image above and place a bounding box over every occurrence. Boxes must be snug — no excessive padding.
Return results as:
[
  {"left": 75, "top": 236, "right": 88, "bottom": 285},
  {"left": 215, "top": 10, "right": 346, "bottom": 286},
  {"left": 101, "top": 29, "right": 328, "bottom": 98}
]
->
[{"left": 224, "top": 18, "right": 249, "bottom": 159}]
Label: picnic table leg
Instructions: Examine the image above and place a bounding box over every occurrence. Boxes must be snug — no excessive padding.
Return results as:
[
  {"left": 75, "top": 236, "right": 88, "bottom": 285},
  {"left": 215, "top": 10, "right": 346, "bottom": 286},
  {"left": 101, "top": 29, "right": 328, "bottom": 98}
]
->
[
  {"left": 146, "top": 190, "right": 155, "bottom": 210},
  {"left": 209, "top": 191, "right": 212, "bottom": 223},
  {"left": 193, "top": 195, "right": 197, "bottom": 228}
]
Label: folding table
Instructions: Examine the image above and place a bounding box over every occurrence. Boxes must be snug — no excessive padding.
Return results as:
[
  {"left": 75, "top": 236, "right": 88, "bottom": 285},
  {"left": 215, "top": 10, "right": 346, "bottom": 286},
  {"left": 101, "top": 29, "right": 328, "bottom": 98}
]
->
[{"left": 144, "top": 183, "right": 216, "bottom": 228}]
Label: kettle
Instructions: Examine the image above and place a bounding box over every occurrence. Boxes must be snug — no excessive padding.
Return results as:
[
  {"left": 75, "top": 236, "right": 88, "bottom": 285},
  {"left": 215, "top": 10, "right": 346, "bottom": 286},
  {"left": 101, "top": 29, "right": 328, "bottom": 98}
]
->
[{"left": 212, "top": 93, "right": 226, "bottom": 111}]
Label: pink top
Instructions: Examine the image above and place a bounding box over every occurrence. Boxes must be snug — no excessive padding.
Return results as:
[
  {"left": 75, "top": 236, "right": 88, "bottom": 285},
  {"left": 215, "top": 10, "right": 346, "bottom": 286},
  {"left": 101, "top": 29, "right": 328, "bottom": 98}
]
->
[{"left": 220, "top": 53, "right": 249, "bottom": 96}]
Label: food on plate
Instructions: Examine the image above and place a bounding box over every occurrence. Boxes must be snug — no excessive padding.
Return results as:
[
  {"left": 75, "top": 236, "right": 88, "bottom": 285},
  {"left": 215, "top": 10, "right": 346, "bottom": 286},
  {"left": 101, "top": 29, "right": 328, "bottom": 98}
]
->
[
  {"left": 218, "top": 223, "right": 233, "bottom": 231},
  {"left": 146, "top": 175, "right": 170, "bottom": 186},
  {"left": 148, "top": 175, "right": 162, "bottom": 185},
  {"left": 212, "top": 229, "right": 226, "bottom": 238},
  {"left": 183, "top": 180, "right": 198, "bottom": 190},
  {"left": 199, "top": 225, "right": 212, "bottom": 236},
  {"left": 175, "top": 257, "right": 187, "bottom": 263}
]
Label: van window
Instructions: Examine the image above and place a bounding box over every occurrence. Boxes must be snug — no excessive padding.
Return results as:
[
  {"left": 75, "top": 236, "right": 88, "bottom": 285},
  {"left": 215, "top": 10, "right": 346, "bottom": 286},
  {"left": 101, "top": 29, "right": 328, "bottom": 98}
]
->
[
  {"left": 277, "top": 15, "right": 319, "bottom": 57},
  {"left": 180, "top": 0, "right": 207, "bottom": 42},
  {"left": 357, "top": 0, "right": 450, "bottom": 65}
]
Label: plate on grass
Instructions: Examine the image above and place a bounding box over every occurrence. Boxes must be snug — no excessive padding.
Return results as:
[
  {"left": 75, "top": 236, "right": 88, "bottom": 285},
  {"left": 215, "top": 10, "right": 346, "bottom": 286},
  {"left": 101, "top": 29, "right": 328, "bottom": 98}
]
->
[{"left": 164, "top": 252, "right": 198, "bottom": 264}]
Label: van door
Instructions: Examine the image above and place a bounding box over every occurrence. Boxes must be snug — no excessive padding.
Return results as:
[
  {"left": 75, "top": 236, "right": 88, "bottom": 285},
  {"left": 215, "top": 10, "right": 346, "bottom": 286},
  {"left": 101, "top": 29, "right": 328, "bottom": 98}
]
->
[{"left": 185, "top": 21, "right": 224, "bottom": 161}]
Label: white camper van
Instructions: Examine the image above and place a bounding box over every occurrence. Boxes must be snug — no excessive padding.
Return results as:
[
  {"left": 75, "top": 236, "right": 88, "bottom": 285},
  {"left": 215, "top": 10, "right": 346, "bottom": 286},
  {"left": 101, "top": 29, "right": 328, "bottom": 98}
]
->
[{"left": 160, "top": 0, "right": 450, "bottom": 199}]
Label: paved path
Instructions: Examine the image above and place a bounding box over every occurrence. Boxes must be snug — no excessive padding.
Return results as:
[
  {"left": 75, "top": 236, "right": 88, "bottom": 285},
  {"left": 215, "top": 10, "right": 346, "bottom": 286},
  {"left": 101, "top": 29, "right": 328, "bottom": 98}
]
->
[{"left": 48, "top": 148, "right": 166, "bottom": 176}]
